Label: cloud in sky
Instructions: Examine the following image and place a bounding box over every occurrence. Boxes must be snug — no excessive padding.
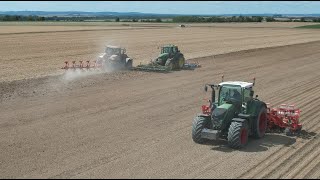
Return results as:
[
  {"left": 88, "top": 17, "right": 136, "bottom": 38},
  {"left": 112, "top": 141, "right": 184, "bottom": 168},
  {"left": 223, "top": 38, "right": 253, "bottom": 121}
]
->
[{"left": 0, "top": 1, "right": 319, "bottom": 14}]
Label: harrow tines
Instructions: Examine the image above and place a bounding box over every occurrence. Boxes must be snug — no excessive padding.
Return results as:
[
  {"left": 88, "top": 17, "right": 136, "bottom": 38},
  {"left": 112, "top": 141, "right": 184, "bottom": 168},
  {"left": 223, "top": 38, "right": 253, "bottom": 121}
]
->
[{"left": 62, "top": 61, "right": 69, "bottom": 69}]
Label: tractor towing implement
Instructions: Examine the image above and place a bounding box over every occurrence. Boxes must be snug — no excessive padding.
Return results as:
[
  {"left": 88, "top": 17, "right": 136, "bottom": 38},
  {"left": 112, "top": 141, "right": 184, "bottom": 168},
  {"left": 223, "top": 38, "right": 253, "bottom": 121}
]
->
[
  {"left": 132, "top": 44, "right": 201, "bottom": 72},
  {"left": 266, "top": 103, "right": 302, "bottom": 136},
  {"left": 192, "top": 76, "right": 302, "bottom": 149},
  {"left": 62, "top": 45, "right": 133, "bottom": 72}
]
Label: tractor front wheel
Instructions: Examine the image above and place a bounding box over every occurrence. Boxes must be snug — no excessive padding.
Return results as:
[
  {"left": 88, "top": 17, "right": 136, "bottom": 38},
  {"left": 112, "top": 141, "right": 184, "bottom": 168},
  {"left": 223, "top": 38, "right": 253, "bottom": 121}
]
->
[
  {"left": 192, "top": 116, "right": 210, "bottom": 144},
  {"left": 227, "top": 121, "right": 249, "bottom": 149}
]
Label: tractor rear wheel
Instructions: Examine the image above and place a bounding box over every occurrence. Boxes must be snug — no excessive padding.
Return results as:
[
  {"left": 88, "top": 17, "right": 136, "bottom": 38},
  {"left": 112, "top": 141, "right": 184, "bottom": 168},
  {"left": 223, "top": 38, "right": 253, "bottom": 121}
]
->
[
  {"left": 177, "top": 56, "right": 185, "bottom": 69},
  {"left": 253, "top": 106, "right": 268, "bottom": 139},
  {"left": 192, "top": 116, "right": 210, "bottom": 144},
  {"left": 227, "top": 121, "right": 249, "bottom": 149}
]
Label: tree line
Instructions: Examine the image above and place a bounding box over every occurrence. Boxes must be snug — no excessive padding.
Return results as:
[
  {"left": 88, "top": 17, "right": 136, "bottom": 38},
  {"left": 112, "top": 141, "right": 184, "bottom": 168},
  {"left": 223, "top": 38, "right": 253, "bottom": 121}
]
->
[
  {"left": 0, "top": 15, "right": 45, "bottom": 21},
  {"left": 172, "top": 16, "right": 275, "bottom": 23},
  {"left": 2, "top": 14, "right": 319, "bottom": 23}
]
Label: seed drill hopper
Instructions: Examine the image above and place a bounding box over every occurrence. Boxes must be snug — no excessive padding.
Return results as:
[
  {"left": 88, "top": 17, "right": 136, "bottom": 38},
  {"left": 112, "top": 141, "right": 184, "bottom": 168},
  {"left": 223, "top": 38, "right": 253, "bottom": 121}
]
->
[{"left": 266, "top": 103, "right": 302, "bottom": 135}]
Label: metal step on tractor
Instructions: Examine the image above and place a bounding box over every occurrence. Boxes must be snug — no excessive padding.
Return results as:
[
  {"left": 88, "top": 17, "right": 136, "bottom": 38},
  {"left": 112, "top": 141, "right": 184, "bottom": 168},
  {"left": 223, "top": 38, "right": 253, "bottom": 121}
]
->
[
  {"left": 133, "top": 44, "right": 201, "bottom": 72},
  {"left": 62, "top": 45, "right": 133, "bottom": 72},
  {"left": 192, "top": 76, "right": 302, "bottom": 149}
]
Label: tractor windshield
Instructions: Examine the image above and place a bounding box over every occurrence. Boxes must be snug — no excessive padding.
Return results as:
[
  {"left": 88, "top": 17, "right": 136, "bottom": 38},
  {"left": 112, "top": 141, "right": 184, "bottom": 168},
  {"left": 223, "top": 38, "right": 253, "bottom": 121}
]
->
[
  {"left": 161, "top": 47, "right": 172, "bottom": 54},
  {"left": 106, "top": 47, "right": 121, "bottom": 55},
  {"left": 219, "top": 85, "right": 242, "bottom": 105}
]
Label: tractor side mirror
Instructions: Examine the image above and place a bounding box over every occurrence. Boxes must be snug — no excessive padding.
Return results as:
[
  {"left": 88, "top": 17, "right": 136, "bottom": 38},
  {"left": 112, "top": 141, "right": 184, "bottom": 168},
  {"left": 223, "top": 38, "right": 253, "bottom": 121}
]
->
[
  {"left": 255, "top": 95, "right": 258, "bottom": 98},
  {"left": 204, "top": 85, "right": 208, "bottom": 92}
]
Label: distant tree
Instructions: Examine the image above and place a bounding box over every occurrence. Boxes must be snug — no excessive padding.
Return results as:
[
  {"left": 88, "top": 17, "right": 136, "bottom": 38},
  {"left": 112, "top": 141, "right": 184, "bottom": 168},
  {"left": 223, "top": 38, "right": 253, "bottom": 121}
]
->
[
  {"left": 266, "top": 17, "right": 275, "bottom": 22},
  {"left": 4, "top": 15, "right": 10, "bottom": 21},
  {"left": 27, "top": 15, "right": 34, "bottom": 21},
  {"left": 155, "top": 18, "right": 162, "bottom": 22},
  {"left": 115, "top": 17, "right": 120, "bottom": 22}
]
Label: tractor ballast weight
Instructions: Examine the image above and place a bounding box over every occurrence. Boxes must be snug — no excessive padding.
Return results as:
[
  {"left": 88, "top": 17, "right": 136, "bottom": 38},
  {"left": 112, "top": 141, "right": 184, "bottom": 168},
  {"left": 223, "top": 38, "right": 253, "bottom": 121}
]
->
[
  {"left": 192, "top": 76, "right": 269, "bottom": 149},
  {"left": 62, "top": 45, "right": 133, "bottom": 71}
]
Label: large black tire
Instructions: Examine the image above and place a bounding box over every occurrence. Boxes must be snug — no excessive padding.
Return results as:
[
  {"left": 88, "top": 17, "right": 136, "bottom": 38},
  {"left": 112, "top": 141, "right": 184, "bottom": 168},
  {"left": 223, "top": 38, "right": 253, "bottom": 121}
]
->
[
  {"left": 227, "top": 121, "right": 249, "bottom": 149},
  {"left": 177, "top": 56, "right": 185, "bottom": 69},
  {"left": 192, "top": 116, "right": 210, "bottom": 144},
  {"left": 252, "top": 106, "right": 268, "bottom": 139}
]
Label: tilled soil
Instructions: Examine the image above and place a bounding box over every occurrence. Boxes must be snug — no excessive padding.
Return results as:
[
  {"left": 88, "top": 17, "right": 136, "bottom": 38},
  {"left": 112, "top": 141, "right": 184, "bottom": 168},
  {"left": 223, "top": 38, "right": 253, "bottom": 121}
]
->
[
  {"left": 2, "top": 25, "right": 320, "bottom": 82},
  {"left": 0, "top": 41, "right": 319, "bottom": 178}
]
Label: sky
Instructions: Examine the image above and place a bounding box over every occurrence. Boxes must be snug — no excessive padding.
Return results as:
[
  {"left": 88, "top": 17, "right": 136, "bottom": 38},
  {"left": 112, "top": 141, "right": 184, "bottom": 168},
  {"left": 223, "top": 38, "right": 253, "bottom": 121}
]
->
[{"left": 0, "top": 1, "right": 319, "bottom": 15}]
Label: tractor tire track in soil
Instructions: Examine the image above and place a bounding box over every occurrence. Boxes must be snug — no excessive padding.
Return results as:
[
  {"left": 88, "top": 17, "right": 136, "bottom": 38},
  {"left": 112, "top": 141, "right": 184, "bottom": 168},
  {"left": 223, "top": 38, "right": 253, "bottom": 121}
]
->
[{"left": 0, "top": 41, "right": 320, "bottom": 178}]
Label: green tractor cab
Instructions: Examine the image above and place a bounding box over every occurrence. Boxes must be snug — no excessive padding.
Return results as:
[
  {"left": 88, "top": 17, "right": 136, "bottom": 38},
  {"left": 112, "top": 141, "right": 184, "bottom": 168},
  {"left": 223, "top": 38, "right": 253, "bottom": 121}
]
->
[
  {"left": 97, "top": 45, "right": 133, "bottom": 71},
  {"left": 192, "top": 77, "right": 268, "bottom": 149}
]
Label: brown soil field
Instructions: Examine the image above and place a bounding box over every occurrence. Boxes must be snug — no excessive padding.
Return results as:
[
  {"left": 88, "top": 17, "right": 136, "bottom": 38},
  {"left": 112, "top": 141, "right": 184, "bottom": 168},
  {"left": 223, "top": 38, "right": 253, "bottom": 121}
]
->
[
  {"left": 0, "top": 39, "right": 319, "bottom": 178},
  {"left": 1, "top": 23, "right": 320, "bottom": 82}
]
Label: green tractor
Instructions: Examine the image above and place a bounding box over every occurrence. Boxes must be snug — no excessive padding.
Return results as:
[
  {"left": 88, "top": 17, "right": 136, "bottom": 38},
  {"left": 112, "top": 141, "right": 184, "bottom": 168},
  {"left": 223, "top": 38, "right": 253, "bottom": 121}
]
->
[
  {"left": 152, "top": 44, "right": 185, "bottom": 70},
  {"left": 134, "top": 44, "right": 186, "bottom": 72},
  {"left": 192, "top": 77, "right": 268, "bottom": 149}
]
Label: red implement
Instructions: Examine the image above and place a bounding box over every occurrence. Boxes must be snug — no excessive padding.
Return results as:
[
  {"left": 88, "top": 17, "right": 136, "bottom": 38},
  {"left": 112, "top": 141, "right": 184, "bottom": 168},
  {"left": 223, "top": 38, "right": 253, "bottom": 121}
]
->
[
  {"left": 62, "top": 60, "right": 102, "bottom": 70},
  {"left": 266, "top": 103, "right": 302, "bottom": 135}
]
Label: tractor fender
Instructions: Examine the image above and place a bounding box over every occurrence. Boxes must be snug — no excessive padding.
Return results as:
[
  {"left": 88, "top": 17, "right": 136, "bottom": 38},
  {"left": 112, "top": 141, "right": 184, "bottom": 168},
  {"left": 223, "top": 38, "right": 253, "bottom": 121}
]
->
[
  {"left": 196, "top": 113, "right": 213, "bottom": 128},
  {"left": 247, "top": 99, "right": 267, "bottom": 119},
  {"left": 254, "top": 101, "right": 267, "bottom": 118},
  {"left": 231, "top": 118, "right": 249, "bottom": 134}
]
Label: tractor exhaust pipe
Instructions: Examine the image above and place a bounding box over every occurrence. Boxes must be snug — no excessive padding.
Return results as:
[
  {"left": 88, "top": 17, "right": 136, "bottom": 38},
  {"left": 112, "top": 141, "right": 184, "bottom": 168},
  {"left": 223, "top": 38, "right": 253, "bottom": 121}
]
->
[{"left": 204, "top": 83, "right": 216, "bottom": 106}]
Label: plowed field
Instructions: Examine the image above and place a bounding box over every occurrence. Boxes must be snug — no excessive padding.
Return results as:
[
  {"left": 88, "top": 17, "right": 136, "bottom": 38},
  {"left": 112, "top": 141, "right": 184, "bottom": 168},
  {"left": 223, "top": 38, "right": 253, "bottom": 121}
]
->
[{"left": 0, "top": 24, "right": 319, "bottom": 178}]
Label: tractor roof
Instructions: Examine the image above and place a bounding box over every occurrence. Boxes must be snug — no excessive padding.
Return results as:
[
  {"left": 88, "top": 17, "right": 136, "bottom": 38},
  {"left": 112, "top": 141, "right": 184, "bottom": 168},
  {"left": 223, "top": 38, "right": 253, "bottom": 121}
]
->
[
  {"left": 162, "top": 44, "right": 177, "bottom": 47},
  {"left": 106, "top": 45, "right": 121, "bottom": 49},
  {"left": 219, "top": 81, "right": 253, "bottom": 88}
]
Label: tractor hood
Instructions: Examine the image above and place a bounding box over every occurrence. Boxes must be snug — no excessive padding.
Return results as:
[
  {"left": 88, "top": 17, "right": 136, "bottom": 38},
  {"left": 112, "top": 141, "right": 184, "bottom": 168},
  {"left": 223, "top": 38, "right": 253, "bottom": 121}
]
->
[
  {"left": 153, "top": 53, "right": 169, "bottom": 66},
  {"left": 213, "top": 104, "right": 232, "bottom": 119},
  {"left": 157, "top": 53, "right": 169, "bottom": 61},
  {"left": 158, "top": 53, "right": 169, "bottom": 59},
  {"left": 211, "top": 103, "right": 234, "bottom": 130}
]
